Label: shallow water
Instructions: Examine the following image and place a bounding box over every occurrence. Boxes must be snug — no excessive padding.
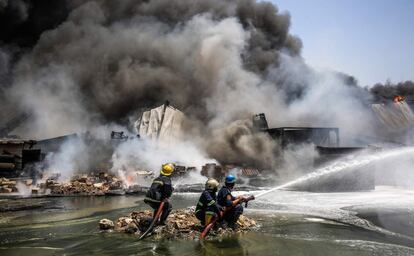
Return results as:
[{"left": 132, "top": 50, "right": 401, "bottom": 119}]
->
[{"left": 1, "top": 187, "right": 414, "bottom": 255}]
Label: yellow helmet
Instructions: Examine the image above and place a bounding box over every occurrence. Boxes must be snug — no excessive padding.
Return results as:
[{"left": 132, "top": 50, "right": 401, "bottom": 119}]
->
[{"left": 160, "top": 163, "right": 174, "bottom": 176}]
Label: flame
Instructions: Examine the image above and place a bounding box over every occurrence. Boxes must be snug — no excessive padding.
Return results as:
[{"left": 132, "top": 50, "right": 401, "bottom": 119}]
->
[
  {"left": 393, "top": 95, "right": 404, "bottom": 103},
  {"left": 127, "top": 174, "right": 134, "bottom": 183}
]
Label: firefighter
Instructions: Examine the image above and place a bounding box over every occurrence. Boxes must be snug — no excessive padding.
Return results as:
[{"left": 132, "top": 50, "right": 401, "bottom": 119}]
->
[
  {"left": 195, "top": 178, "right": 222, "bottom": 226},
  {"left": 217, "top": 174, "right": 246, "bottom": 229},
  {"left": 144, "top": 163, "right": 174, "bottom": 225}
]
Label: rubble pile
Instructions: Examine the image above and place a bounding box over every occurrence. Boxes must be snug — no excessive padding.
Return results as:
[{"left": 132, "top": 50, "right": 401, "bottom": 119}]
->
[
  {"left": 0, "top": 177, "right": 17, "bottom": 193},
  {"left": 170, "top": 165, "right": 196, "bottom": 178},
  {"left": 201, "top": 163, "right": 261, "bottom": 180},
  {"left": 0, "top": 177, "right": 33, "bottom": 194},
  {"left": 45, "top": 172, "right": 123, "bottom": 196},
  {"left": 100, "top": 207, "right": 258, "bottom": 240},
  {"left": 0, "top": 171, "right": 150, "bottom": 196}
]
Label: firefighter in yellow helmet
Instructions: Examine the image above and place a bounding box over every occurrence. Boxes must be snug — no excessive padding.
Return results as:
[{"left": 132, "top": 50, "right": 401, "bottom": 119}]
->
[
  {"left": 195, "top": 178, "right": 222, "bottom": 226},
  {"left": 144, "top": 163, "right": 175, "bottom": 225}
]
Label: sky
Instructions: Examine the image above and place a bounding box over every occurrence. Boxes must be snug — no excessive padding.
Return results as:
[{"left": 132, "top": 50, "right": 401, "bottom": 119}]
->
[{"left": 272, "top": 0, "right": 414, "bottom": 87}]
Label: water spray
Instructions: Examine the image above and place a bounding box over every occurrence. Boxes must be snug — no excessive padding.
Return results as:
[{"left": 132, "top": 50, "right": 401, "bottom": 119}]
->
[{"left": 254, "top": 147, "right": 414, "bottom": 199}]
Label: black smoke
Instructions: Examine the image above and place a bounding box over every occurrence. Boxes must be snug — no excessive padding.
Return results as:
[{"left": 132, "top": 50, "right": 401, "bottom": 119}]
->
[
  {"left": 0, "top": 0, "right": 75, "bottom": 47},
  {"left": 1, "top": 0, "right": 302, "bottom": 128},
  {"left": 370, "top": 80, "right": 414, "bottom": 102}
]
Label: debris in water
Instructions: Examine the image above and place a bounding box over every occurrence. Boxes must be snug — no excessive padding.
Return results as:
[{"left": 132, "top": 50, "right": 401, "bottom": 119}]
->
[{"left": 99, "top": 219, "right": 115, "bottom": 230}]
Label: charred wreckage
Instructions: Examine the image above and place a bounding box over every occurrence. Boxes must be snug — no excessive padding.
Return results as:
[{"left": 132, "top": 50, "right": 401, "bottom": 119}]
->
[{"left": 1, "top": 97, "right": 413, "bottom": 195}]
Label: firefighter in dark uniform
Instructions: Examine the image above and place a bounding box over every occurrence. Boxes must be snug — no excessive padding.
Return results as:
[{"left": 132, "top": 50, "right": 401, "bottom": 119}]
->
[
  {"left": 217, "top": 174, "right": 246, "bottom": 229},
  {"left": 144, "top": 163, "right": 174, "bottom": 225},
  {"left": 195, "top": 178, "right": 221, "bottom": 226}
]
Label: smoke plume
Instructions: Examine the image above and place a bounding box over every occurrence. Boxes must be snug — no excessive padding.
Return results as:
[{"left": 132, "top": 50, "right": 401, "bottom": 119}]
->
[{"left": 0, "top": 0, "right": 380, "bottom": 173}]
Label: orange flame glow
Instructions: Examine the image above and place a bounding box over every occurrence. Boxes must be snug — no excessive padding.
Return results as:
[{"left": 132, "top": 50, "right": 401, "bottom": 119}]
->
[
  {"left": 127, "top": 175, "right": 134, "bottom": 183},
  {"left": 393, "top": 95, "right": 404, "bottom": 103}
]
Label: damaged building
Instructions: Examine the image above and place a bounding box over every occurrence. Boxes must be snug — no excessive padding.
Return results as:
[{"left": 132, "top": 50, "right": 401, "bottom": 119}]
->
[
  {"left": 1, "top": 94, "right": 414, "bottom": 194},
  {"left": 251, "top": 113, "right": 373, "bottom": 192},
  {"left": 134, "top": 101, "right": 186, "bottom": 143}
]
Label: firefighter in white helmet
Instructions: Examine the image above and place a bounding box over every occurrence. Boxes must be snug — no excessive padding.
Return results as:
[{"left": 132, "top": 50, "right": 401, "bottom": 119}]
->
[{"left": 195, "top": 178, "right": 222, "bottom": 226}]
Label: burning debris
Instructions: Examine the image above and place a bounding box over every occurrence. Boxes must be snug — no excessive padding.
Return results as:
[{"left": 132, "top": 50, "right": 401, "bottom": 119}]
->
[
  {"left": 372, "top": 98, "right": 414, "bottom": 131},
  {"left": 2, "top": 103, "right": 411, "bottom": 196},
  {"left": 393, "top": 95, "right": 405, "bottom": 103},
  {"left": 99, "top": 207, "right": 258, "bottom": 240},
  {"left": 0, "top": 163, "right": 202, "bottom": 196}
]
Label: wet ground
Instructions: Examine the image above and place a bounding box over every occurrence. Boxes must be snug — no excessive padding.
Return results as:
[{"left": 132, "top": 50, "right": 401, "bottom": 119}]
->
[{"left": 0, "top": 186, "right": 414, "bottom": 255}]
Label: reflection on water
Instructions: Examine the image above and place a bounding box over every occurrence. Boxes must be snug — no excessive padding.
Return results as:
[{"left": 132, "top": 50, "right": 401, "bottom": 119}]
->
[{"left": 1, "top": 187, "right": 414, "bottom": 255}]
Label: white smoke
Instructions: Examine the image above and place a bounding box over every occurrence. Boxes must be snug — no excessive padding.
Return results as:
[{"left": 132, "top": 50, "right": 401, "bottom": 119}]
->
[
  {"left": 278, "top": 143, "right": 320, "bottom": 182},
  {"left": 111, "top": 137, "right": 215, "bottom": 185},
  {"left": 267, "top": 54, "right": 374, "bottom": 143},
  {"left": 16, "top": 181, "right": 32, "bottom": 197},
  {"left": 44, "top": 136, "right": 89, "bottom": 182}
]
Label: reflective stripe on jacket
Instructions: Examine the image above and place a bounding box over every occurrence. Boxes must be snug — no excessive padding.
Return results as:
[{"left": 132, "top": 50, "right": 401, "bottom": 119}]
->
[
  {"left": 145, "top": 175, "right": 173, "bottom": 202},
  {"left": 195, "top": 190, "right": 220, "bottom": 215}
]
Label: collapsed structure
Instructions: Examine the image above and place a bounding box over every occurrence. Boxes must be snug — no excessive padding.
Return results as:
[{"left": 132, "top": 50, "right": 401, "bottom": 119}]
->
[{"left": 1, "top": 95, "right": 414, "bottom": 195}]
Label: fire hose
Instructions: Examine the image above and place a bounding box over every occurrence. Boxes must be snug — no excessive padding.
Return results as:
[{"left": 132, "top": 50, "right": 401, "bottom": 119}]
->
[
  {"left": 138, "top": 201, "right": 165, "bottom": 240},
  {"left": 200, "top": 195, "right": 255, "bottom": 240}
]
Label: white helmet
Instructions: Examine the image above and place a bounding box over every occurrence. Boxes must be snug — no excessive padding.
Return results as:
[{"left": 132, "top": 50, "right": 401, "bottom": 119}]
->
[{"left": 205, "top": 178, "right": 219, "bottom": 191}]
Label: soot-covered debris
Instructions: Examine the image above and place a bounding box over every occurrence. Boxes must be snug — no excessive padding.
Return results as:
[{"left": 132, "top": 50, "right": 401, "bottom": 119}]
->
[
  {"left": 47, "top": 172, "right": 122, "bottom": 196},
  {"left": 99, "top": 207, "right": 258, "bottom": 240}
]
